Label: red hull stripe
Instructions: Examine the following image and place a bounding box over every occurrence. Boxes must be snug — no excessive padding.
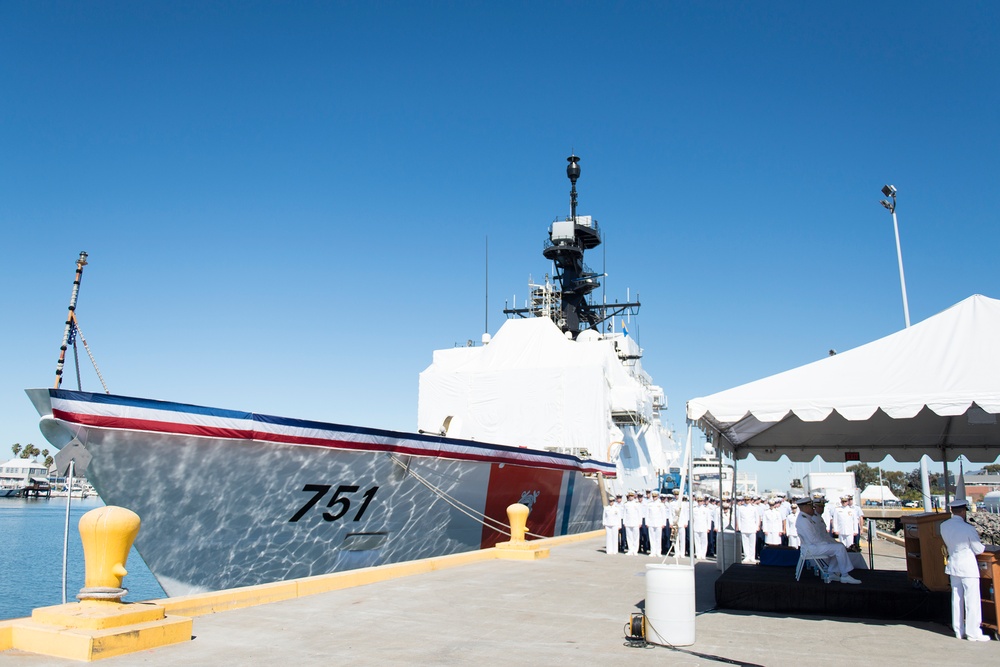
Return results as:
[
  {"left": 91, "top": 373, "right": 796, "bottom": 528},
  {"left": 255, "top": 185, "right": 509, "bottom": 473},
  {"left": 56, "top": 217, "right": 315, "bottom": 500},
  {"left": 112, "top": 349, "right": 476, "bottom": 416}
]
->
[{"left": 52, "top": 408, "right": 616, "bottom": 476}]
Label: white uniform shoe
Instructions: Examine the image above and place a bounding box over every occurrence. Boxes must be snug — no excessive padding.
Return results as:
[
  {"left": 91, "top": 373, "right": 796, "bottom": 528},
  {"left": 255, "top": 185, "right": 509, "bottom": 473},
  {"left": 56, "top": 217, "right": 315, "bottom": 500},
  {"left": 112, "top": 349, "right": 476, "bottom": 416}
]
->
[
  {"left": 839, "top": 574, "right": 861, "bottom": 584},
  {"left": 966, "top": 635, "right": 991, "bottom": 642}
]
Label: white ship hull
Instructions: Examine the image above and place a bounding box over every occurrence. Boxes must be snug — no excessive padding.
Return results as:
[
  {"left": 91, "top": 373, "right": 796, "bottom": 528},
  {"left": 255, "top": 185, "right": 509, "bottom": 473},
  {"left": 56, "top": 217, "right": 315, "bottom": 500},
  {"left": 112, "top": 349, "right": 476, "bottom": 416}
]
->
[{"left": 28, "top": 388, "right": 611, "bottom": 597}]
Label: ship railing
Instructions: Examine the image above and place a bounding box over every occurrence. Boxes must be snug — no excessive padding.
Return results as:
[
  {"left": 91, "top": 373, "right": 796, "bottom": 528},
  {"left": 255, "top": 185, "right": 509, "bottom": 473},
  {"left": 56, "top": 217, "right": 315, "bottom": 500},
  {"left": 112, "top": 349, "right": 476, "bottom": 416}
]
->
[{"left": 611, "top": 410, "right": 646, "bottom": 427}]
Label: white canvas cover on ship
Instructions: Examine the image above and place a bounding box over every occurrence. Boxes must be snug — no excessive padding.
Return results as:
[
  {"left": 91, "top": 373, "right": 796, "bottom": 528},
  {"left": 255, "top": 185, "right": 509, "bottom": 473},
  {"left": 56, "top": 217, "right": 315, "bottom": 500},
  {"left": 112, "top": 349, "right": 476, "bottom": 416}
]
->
[
  {"left": 418, "top": 317, "right": 648, "bottom": 461},
  {"left": 686, "top": 294, "right": 1000, "bottom": 464}
]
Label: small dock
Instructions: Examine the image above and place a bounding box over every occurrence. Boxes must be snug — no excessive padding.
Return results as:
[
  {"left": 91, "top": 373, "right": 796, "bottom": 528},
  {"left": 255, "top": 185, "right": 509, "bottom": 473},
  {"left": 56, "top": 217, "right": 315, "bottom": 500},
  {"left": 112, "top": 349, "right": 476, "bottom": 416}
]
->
[{"left": 1, "top": 534, "right": 993, "bottom": 666}]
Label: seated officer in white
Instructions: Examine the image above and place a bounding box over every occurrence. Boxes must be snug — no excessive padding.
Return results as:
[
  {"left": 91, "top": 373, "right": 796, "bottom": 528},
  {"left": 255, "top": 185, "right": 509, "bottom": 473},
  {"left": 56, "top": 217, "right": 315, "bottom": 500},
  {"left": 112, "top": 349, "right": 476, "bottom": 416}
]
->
[
  {"left": 794, "top": 496, "right": 861, "bottom": 584},
  {"left": 940, "top": 498, "right": 990, "bottom": 641}
]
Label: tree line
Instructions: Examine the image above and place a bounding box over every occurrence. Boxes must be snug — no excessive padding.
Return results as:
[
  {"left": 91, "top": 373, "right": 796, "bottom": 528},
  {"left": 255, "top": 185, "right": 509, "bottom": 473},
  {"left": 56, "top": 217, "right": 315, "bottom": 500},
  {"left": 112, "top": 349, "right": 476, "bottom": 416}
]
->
[
  {"left": 9, "top": 443, "right": 54, "bottom": 469},
  {"left": 847, "top": 462, "right": 1000, "bottom": 500}
]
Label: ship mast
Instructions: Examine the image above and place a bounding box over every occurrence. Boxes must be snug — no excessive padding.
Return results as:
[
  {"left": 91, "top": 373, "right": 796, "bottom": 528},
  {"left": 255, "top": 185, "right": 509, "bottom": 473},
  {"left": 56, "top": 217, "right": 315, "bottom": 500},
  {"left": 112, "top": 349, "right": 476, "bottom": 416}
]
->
[
  {"left": 503, "top": 155, "right": 640, "bottom": 337},
  {"left": 54, "top": 252, "right": 88, "bottom": 389}
]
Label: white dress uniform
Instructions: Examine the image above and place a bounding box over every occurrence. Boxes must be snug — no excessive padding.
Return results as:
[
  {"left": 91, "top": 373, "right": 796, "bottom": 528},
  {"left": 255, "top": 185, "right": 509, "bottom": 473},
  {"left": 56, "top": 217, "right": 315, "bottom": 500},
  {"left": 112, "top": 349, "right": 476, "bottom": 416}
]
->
[
  {"left": 646, "top": 497, "right": 667, "bottom": 557},
  {"left": 795, "top": 510, "right": 856, "bottom": 580},
  {"left": 785, "top": 508, "right": 800, "bottom": 548},
  {"left": 622, "top": 497, "right": 642, "bottom": 556},
  {"left": 940, "top": 507, "right": 989, "bottom": 641},
  {"left": 691, "top": 502, "right": 711, "bottom": 559},
  {"left": 761, "top": 507, "right": 783, "bottom": 545},
  {"left": 833, "top": 504, "right": 858, "bottom": 548},
  {"left": 672, "top": 499, "right": 690, "bottom": 557},
  {"left": 821, "top": 504, "right": 835, "bottom": 533},
  {"left": 736, "top": 502, "right": 759, "bottom": 563},
  {"left": 602, "top": 501, "right": 623, "bottom": 555},
  {"left": 852, "top": 501, "right": 864, "bottom": 546}
]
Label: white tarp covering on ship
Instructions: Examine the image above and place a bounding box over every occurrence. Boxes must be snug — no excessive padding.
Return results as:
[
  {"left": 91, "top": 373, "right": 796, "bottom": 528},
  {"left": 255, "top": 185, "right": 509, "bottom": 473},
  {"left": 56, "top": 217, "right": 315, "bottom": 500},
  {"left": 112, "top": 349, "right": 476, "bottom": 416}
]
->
[
  {"left": 418, "top": 317, "right": 654, "bottom": 464},
  {"left": 686, "top": 294, "right": 1000, "bottom": 464}
]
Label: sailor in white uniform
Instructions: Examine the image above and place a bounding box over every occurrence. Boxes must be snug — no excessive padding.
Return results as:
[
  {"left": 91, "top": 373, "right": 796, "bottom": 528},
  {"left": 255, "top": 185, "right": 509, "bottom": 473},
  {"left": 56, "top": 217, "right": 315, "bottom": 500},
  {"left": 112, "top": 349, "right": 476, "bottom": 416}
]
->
[
  {"left": 940, "top": 498, "right": 990, "bottom": 641},
  {"left": 708, "top": 497, "right": 721, "bottom": 558},
  {"left": 670, "top": 490, "right": 689, "bottom": 557},
  {"left": 646, "top": 491, "right": 667, "bottom": 556},
  {"left": 761, "top": 498, "right": 784, "bottom": 546},
  {"left": 691, "top": 495, "right": 711, "bottom": 559},
  {"left": 603, "top": 494, "right": 623, "bottom": 555},
  {"left": 622, "top": 491, "right": 642, "bottom": 556},
  {"left": 777, "top": 492, "right": 791, "bottom": 518},
  {"left": 818, "top": 495, "right": 835, "bottom": 534},
  {"left": 795, "top": 496, "right": 861, "bottom": 584},
  {"left": 785, "top": 500, "right": 801, "bottom": 548},
  {"left": 833, "top": 495, "right": 858, "bottom": 549},
  {"left": 735, "top": 496, "right": 759, "bottom": 563},
  {"left": 850, "top": 496, "right": 864, "bottom": 549}
]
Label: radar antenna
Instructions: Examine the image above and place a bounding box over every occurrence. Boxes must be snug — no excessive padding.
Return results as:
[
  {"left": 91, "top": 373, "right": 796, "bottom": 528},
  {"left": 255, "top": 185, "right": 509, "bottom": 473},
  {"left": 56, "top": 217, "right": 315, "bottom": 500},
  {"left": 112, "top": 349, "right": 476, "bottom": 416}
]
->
[{"left": 503, "top": 155, "right": 641, "bottom": 337}]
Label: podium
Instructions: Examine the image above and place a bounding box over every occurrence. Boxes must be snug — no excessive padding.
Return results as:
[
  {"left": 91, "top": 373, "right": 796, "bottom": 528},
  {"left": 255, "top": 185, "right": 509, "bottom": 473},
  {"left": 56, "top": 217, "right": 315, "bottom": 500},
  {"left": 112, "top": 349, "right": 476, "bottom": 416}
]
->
[
  {"left": 901, "top": 512, "right": 949, "bottom": 592},
  {"left": 978, "top": 549, "right": 1000, "bottom": 637}
]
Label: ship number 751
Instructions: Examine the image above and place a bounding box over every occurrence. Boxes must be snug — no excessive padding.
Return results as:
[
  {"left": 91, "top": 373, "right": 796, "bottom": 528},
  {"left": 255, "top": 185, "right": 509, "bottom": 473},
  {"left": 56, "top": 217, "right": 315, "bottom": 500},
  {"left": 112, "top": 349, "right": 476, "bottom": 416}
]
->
[{"left": 289, "top": 484, "right": 379, "bottom": 523}]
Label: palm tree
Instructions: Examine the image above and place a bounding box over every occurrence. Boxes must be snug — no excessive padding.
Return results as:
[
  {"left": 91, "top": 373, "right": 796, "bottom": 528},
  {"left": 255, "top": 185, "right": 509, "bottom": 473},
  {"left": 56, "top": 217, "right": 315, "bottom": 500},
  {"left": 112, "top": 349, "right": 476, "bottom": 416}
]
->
[
  {"left": 20, "top": 444, "right": 40, "bottom": 459},
  {"left": 11, "top": 443, "right": 21, "bottom": 457}
]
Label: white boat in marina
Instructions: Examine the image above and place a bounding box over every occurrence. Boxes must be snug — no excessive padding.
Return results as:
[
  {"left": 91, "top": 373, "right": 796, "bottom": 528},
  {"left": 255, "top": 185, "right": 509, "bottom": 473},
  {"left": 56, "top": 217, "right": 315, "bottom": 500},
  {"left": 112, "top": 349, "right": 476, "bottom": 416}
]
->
[
  {"left": 27, "top": 156, "right": 679, "bottom": 596},
  {"left": 687, "top": 455, "right": 758, "bottom": 498},
  {"left": 49, "top": 482, "right": 94, "bottom": 499}
]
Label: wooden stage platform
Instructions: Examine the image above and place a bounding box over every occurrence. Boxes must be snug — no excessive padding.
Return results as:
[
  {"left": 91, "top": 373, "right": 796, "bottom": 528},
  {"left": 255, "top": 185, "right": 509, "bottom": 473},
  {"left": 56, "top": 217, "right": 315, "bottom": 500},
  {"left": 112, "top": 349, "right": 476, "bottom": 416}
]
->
[{"left": 715, "top": 564, "right": 950, "bottom": 624}]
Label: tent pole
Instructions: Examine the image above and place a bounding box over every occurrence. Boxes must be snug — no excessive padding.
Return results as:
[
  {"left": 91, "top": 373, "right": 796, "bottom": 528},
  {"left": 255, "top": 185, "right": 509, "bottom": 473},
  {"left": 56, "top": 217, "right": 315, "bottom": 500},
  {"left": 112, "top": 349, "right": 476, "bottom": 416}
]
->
[
  {"left": 675, "top": 425, "right": 691, "bottom": 563},
  {"left": 717, "top": 434, "right": 725, "bottom": 571},
  {"left": 730, "top": 453, "right": 738, "bottom": 527},
  {"left": 942, "top": 453, "right": 950, "bottom": 510},
  {"left": 688, "top": 421, "right": 695, "bottom": 569}
]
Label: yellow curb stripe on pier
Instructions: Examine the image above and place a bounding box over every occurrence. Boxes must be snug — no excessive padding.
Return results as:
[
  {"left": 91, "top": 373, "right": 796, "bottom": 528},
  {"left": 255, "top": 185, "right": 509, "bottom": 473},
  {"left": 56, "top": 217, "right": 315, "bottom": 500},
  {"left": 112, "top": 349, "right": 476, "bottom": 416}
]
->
[
  {"left": 153, "top": 530, "right": 602, "bottom": 618},
  {"left": 0, "top": 531, "right": 602, "bottom": 655}
]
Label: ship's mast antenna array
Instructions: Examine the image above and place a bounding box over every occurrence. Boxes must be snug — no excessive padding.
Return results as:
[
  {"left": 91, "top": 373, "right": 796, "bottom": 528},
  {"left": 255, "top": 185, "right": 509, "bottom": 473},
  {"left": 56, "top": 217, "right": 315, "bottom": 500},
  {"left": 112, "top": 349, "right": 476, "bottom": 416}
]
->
[{"left": 502, "top": 155, "right": 640, "bottom": 337}]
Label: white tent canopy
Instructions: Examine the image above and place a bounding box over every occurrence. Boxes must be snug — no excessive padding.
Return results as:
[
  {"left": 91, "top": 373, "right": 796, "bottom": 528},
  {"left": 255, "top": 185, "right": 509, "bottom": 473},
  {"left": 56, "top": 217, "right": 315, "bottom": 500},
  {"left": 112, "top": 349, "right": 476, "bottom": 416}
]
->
[
  {"left": 687, "top": 295, "right": 1000, "bottom": 464},
  {"left": 860, "top": 484, "right": 900, "bottom": 503}
]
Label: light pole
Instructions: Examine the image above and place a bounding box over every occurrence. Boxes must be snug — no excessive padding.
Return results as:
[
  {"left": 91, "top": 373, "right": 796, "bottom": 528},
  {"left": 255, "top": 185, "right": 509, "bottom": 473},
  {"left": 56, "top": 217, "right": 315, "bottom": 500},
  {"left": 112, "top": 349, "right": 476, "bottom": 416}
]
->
[
  {"left": 879, "top": 185, "right": 911, "bottom": 328},
  {"left": 880, "top": 184, "right": 930, "bottom": 510}
]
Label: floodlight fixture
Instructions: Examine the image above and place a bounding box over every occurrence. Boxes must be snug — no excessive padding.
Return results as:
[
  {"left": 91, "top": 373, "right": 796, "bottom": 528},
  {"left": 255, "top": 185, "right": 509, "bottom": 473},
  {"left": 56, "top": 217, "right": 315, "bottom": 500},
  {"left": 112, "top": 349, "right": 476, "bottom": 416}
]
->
[{"left": 877, "top": 182, "right": 910, "bottom": 330}]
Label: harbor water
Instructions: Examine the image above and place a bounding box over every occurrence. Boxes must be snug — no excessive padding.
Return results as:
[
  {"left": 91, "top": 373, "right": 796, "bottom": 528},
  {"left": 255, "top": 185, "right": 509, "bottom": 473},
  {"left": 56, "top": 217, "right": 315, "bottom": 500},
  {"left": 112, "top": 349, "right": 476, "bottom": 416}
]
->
[{"left": 0, "top": 495, "right": 165, "bottom": 620}]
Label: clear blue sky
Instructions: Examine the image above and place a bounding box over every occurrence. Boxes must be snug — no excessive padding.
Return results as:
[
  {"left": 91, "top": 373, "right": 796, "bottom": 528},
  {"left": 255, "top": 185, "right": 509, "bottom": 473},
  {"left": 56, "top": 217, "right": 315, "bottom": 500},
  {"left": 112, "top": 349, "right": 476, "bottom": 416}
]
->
[{"left": 2, "top": 2, "right": 998, "bottom": 490}]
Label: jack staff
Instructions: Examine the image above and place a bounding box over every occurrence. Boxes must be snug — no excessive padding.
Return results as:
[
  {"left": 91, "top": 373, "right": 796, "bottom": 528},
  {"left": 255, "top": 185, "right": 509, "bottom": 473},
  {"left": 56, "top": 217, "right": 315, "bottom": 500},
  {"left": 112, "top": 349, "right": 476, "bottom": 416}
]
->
[{"left": 54, "top": 251, "right": 88, "bottom": 389}]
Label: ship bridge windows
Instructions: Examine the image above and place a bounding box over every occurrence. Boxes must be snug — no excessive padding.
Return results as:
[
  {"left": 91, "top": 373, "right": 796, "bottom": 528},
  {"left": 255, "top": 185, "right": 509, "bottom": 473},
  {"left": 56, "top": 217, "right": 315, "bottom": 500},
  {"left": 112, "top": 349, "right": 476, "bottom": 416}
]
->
[{"left": 612, "top": 410, "right": 643, "bottom": 427}]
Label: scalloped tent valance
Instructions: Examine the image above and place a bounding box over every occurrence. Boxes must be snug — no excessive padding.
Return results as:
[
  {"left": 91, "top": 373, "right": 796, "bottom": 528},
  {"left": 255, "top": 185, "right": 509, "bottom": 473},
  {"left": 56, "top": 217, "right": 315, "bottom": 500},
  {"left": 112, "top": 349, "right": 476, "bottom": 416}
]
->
[{"left": 686, "top": 295, "right": 1000, "bottom": 463}]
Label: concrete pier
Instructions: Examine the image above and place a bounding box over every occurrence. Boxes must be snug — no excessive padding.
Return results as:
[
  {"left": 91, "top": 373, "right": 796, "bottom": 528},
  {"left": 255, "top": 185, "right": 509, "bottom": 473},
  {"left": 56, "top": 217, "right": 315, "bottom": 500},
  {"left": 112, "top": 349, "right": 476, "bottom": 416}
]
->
[{"left": 1, "top": 535, "right": 994, "bottom": 666}]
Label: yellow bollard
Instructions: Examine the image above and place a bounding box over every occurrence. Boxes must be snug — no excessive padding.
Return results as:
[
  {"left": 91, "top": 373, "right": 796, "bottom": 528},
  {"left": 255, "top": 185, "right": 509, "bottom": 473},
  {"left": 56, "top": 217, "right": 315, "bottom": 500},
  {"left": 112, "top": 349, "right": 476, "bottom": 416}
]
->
[
  {"left": 77, "top": 506, "right": 141, "bottom": 603},
  {"left": 8, "top": 505, "right": 193, "bottom": 660},
  {"left": 506, "top": 503, "right": 529, "bottom": 544},
  {"left": 495, "top": 502, "right": 549, "bottom": 560}
]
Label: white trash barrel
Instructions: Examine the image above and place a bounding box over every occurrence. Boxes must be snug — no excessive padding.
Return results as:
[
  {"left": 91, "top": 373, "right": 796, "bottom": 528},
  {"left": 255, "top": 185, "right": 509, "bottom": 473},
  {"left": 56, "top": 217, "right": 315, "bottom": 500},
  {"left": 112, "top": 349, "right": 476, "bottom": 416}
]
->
[
  {"left": 644, "top": 564, "right": 695, "bottom": 646},
  {"left": 716, "top": 528, "right": 740, "bottom": 571}
]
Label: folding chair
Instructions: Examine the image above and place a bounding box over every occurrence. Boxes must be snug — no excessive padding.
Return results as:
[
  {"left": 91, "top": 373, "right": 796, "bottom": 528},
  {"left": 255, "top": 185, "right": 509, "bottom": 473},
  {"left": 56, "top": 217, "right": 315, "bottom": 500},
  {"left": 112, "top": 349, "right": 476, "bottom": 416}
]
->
[{"left": 795, "top": 545, "right": 832, "bottom": 583}]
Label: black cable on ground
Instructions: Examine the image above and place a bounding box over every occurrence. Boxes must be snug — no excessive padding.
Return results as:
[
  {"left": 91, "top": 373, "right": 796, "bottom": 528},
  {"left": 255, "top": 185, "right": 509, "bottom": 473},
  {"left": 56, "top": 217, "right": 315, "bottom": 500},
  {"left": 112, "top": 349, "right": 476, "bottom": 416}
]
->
[{"left": 620, "top": 613, "right": 766, "bottom": 667}]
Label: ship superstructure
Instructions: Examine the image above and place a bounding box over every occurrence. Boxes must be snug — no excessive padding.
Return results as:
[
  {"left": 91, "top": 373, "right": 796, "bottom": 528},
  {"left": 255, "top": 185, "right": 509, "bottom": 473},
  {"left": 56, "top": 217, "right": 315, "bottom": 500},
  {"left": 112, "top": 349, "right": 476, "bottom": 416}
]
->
[{"left": 418, "top": 155, "right": 679, "bottom": 495}]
